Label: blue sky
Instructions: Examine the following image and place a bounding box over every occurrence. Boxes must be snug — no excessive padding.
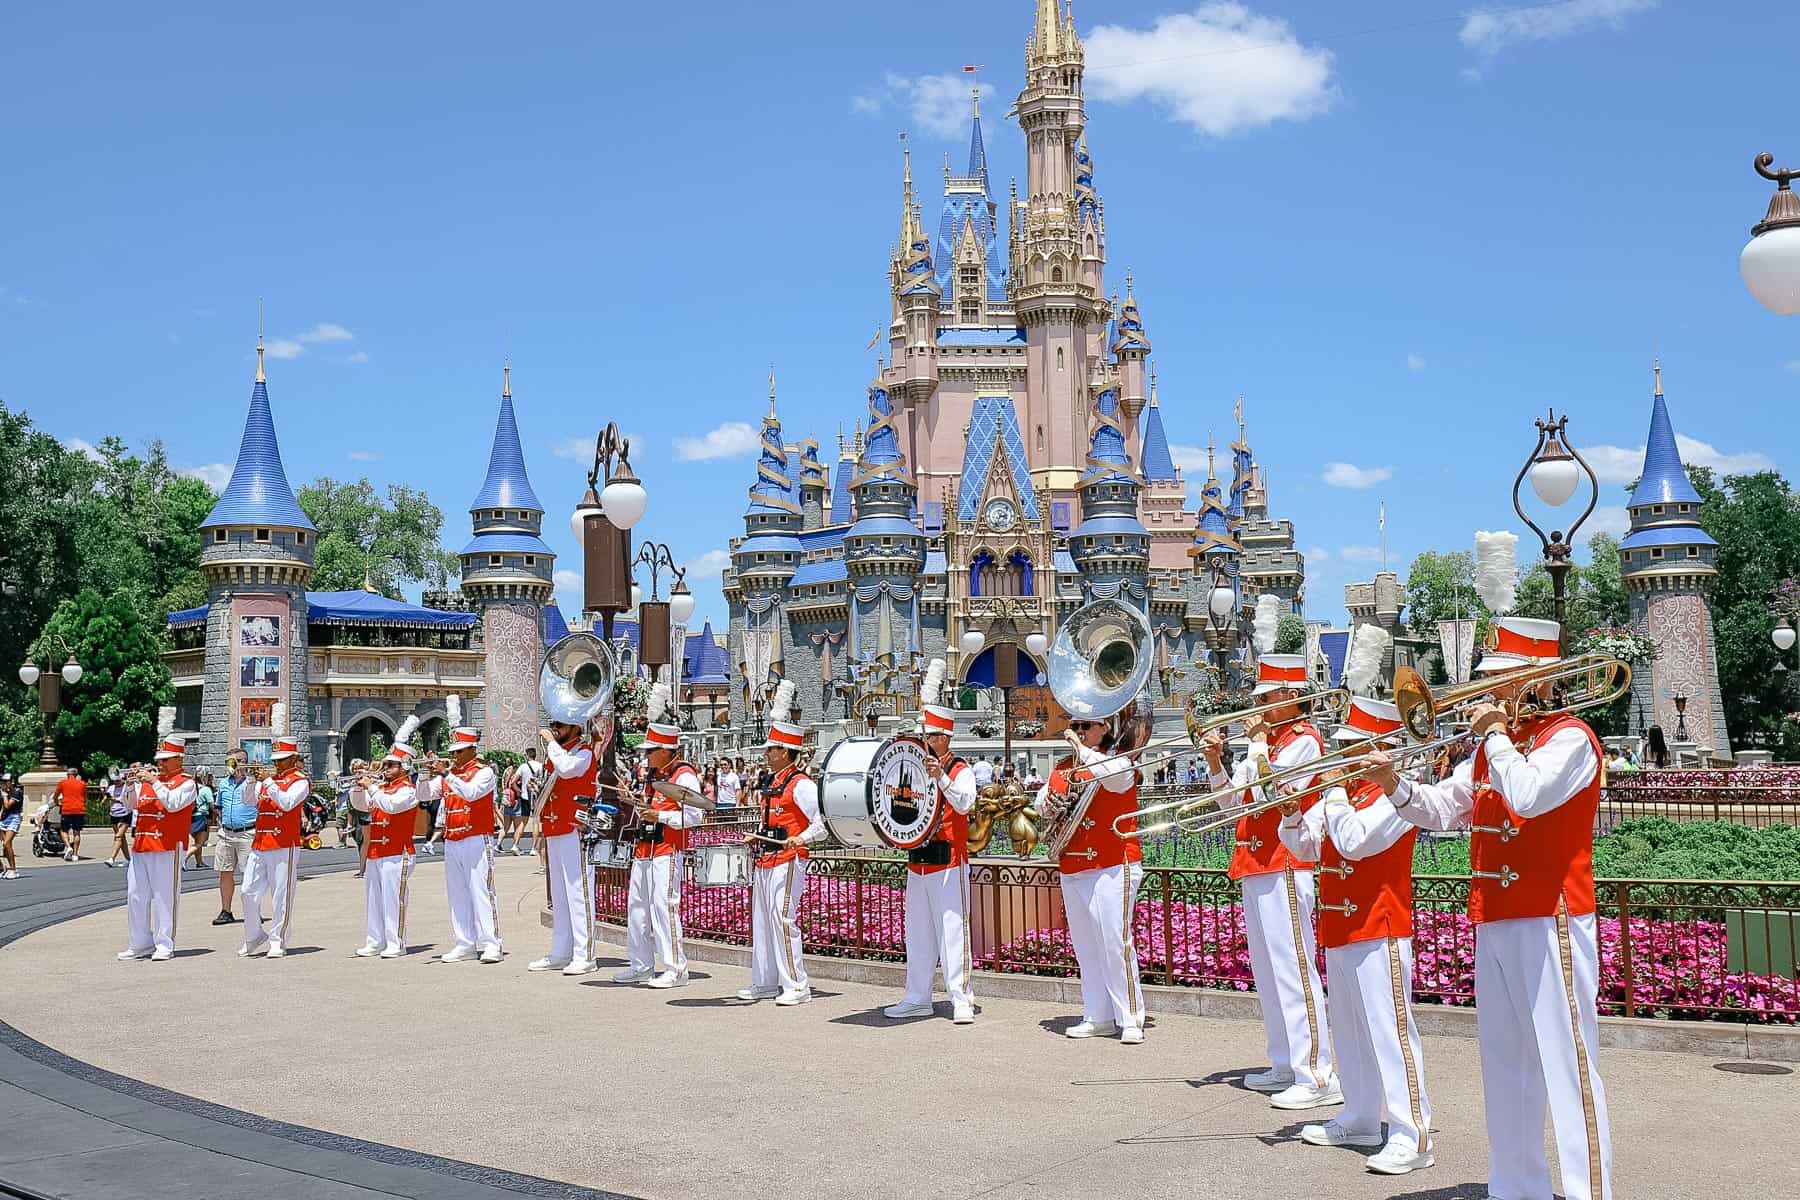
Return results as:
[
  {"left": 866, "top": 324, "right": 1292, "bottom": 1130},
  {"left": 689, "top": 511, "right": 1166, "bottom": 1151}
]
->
[{"left": 2, "top": 1, "right": 1793, "bottom": 636}]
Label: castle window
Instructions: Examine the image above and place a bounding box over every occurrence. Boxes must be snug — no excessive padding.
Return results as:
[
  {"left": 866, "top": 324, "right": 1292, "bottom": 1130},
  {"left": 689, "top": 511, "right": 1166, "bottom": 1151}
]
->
[
  {"left": 1052, "top": 267, "right": 1064, "bottom": 283},
  {"left": 525, "top": 555, "right": 535, "bottom": 566},
  {"left": 1036, "top": 425, "right": 1045, "bottom": 452},
  {"left": 489, "top": 555, "right": 501, "bottom": 567},
  {"left": 214, "top": 530, "right": 227, "bottom": 544},
  {"left": 1687, "top": 546, "right": 1699, "bottom": 557},
  {"left": 959, "top": 267, "right": 979, "bottom": 286},
  {"left": 1678, "top": 504, "right": 1691, "bottom": 513},
  {"left": 295, "top": 531, "right": 307, "bottom": 545},
  {"left": 255, "top": 529, "right": 271, "bottom": 543},
  {"left": 961, "top": 302, "right": 980, "bottom": 323},
  {"left": 1056, "top": 347, "right": 1065, "bottom": 370},
  {"left": 1652, "top": 505, "right": 1665, "bottom": 515},
  {"left": 1650, "top": 548, "right": 1664, "bottom": 559}
]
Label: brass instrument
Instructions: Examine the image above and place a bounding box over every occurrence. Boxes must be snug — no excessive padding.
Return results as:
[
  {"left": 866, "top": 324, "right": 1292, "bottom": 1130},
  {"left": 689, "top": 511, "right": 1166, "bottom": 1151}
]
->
[{"left": 534, "top": 631, "right": 619, "bottom": 812}]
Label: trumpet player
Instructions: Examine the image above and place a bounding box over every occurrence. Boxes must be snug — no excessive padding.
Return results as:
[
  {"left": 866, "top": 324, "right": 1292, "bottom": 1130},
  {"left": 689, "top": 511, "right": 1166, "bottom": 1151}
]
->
[
  {"left": 1276, "top": 698, "right": 1433, "bottom": 1177},
  {"left": 885, "top": 694, "right": 978, "bottom": 1025},
  {"left": 436, "top": 727, "right": 503, "bottom": 964},
  {"left": 738, "top": 699, "right": 824, "bottom": 1006},
  {"left": 1366, "top": 617, "right": 1613, "bottom": 1200},
  {"left": 240, "top": 738, "right": 308, "bottom": 959},
  {"left": 1201, "top": 654, "right": 1337, "bottom": 1108},
  {"left": 118, "top": 732, "right": 197, "bottom": 962},
  {"left": 535, "top": 719, "right": 599, "bottom": 977},
  {"left": 615, "top": 694, "right": 704, "bottom": 989},
  {"left": 356, "top": 741, "right": 420, "bottom": 959},
  {"left": 1041, "top": 713, "right": 1146, "bottom": 1045}
]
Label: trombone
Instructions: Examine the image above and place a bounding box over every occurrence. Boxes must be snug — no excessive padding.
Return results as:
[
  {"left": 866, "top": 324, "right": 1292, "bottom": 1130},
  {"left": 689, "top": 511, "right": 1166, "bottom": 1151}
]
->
[{"left": 1113, "top": 651, "right": 1634, "bottom": 839}]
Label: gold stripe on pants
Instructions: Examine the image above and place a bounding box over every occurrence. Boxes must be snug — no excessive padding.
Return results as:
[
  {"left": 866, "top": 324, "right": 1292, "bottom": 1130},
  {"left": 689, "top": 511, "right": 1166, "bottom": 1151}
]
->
[
  {"left": 1386, "top": 937, "right": 1428, "bottom": 1152},
  {"left": 1282, "top": 866, "right": 1322, "bottom": 1080},
  {"left": 397, "top": 853, "right": 415, "bottom": 943},
  {"left": 280, "top": 846, "right": 298, "bottom": 944},
  {"left": 1556, "top": 902, "right": 1603, "bottom": 1199}
]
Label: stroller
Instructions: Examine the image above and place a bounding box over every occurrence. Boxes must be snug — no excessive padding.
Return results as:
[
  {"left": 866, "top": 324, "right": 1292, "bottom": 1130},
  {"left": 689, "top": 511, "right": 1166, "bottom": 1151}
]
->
[
  {"left": 32, "top": 808, "right": 66, "bottom": 859},
  {"left": 300, "top": 794, "right": 330, "bottom": 851}
]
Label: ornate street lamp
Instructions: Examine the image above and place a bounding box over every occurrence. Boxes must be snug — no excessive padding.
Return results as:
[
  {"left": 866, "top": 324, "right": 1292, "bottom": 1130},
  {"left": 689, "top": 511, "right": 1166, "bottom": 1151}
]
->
[
  {"left": 1512, "top": 409, "right": 1600, "bottom": 653},
  {"left": 1672, "top": 693, "right": 1690, "bottom": 743},
  {"left": 19, "top": 636, "right": 83, "bottom": 771},
  {"left": 632, "top": 541, "right": 688, "bottom": 674},
  {"left": 1201, "top": 555, "right": 1241, "bottom": 678},
  {"left": 1741, "top": 153, "right": 1800, "bottom": 316}
]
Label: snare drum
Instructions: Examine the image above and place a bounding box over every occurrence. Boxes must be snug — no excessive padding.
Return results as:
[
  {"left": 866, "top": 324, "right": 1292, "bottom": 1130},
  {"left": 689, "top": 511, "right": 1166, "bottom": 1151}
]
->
[
  {"left": 688, "top": 843, "right": 753, "bottom": 888},
  {"left": 586, "top": 838, "right": 628, "bottom": 868}
]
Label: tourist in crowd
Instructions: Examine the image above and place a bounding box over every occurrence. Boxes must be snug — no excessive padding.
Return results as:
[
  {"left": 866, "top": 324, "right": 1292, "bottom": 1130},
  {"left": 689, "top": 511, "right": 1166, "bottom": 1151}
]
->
[
  {"left": 212, "top": 753, "right": 254, "bottom": 924},
  {"left": 187, "top": 768, "right": 215, "bottom": 868},
  {"left": 512, "top": 748, "right": 541, "bottom": 854},
  {"left": 972, "top": 756, "right": 994, "bottom": 788},
  {"left": 1607, "top": 746, "right": 1639, "bottom": 774},
  {"left": 1645, "top": 725, "right": 1671, "bottom": 769},
  {"left": 105, "top": 767, "right": 133, "bottom": 867},
  {"left": 1, "top": 772, "right": 22, "bottom": 879},
  {"left": 500, "top": 758, "right": 526, "bottom": 853},
  {"left": 56, "top": 765, "right": 87, "bottom": 862},
  {"left": 717, "top": 758, "right": 740, "bottom": 809},
  {"left": 1023, "top": 763, "right": 1043, "bottom": 791},
  {"left": 701, "top": 766, "right": 717, "bottom": 805}
]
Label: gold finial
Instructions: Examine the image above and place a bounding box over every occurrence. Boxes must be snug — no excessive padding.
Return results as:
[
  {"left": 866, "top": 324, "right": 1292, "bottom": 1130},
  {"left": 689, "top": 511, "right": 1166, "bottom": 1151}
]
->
[
  {"left": 255, "top": 297, "right": 266, "bottom": 384},
  {"left": 768, "top": 365, "right": 778, "bottom": 418},
  {"left": 1206, "top": 430, "right": 1216, "bottom": 481},
  {"left": 362, "top": 567, "right": 378, "bottom": 594},
  {"left": 1149, "top": 363, "right": 1159, "bottom": 406},
  {"left": 1653, "top": 356, "right": 1663, "bottom": 397},
  {"left": 1235, "top": 393, "right": 1245, "bottom": 441},
  {"left": 1125, "top": 268, "right": 1135, "bottom": 297},
  {"left": 837, "top": 421, "right": 846, "bottom": 458},
  {"left": 502, "top": 349, "right": 512, "bottom": 399}
]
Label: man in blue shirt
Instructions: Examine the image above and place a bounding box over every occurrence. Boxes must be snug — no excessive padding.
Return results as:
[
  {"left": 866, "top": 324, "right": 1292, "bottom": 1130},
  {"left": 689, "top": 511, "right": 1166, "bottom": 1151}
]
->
[{"left": 212, "top": 754, "right": 257, "bottom": 925}]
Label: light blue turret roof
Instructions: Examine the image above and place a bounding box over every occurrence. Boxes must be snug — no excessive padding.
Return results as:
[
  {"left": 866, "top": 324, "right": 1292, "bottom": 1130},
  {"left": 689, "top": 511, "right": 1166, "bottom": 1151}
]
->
[
  {"left": 1632, "top": 372, "right": 1704, "bottom": 506},
  {"left": 745, "top": 394, "right": 801, "bottom": 516},
  {"left": 1140, "top": 397, "right": 1176, "bottom": 482},
  {"left": 1081, "top": 387, "right": 1134, "bottom": 487},
  {"left": 202, "top": 357, "right": 315, "bottom": 531},
  {"left": 829, "top": 450, "right": 853, "bottom": 523},
  {"left": 470, "top": 376, "right": 544, "bottom": 512}
]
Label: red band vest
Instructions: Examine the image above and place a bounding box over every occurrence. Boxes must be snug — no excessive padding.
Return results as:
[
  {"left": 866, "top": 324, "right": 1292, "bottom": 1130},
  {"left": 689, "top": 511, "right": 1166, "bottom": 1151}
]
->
[
  {"left": 1317, "top": 779, "right": 1416, "bottom": 949},
  {"left": 1229, "top": 722, "right": 1324, "bottom": 881},
  {"left": 541, "top": 740, "right": 596, "bottom": 838},
  {"left": 634, "top": 761, "right": 696, "bottom": 859},
  {"left": 756, "top": 765, "right": 811, "bottom": 869},
  {"left": 1468, "top": 714, "right": 1601, "bottom": 925},
  {"left": 908, "top": 756, "right": 971, "bottom": 876},
  {"left": 368, "top": 781, "right": 418, "bottom": 858},
  {"left": 442, "top": 761, "right": 496, "bottom": 842},
  {"left": 133, "top": 773, "right": 191, "bottom": 854},
  {"left": 252, "top": 768, "right": 307, "bottom": 851},
  {"left": 1049, "top": 757, "right": 1143, "bottom": 875}
]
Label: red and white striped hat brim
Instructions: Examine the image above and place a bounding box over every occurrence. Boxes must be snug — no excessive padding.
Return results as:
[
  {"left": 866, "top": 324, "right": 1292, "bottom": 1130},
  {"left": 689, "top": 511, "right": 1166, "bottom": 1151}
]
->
[
  {"left": 764, "top": 721, "right": 805, "bottom": 750},
  {"left": 644, "top": 722, "right": 681, "bottom": 749},
  {"left": 153, "top": 736, "right": 186, "bottom": 759},
  {"left": 271, "top": 738, "right": 300, "bottom": 758},
  {"left": 1334, "top": 696, "right": 1402, "bottom": 741},
  {"left": 919, "top": 704, "right": 955, "bottom": 734},
  {"left": 448, "top": 727, "right": 480, "bottom": 750},
  {"left": 1251, "top": 654, "right": 1308, "bottom": 696}
]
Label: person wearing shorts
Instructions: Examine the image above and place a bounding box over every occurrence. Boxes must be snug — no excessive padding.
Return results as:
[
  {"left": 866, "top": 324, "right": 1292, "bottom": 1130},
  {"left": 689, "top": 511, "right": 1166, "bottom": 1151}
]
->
[
  {"left": 56, "top": 767, "right": 87, "bottom": 861},
  {"left": 211, "top": 755, "right": 256, "bottom": 924},
  {"left": 1, "top": 772, "right": 23, "bottom": 879}
]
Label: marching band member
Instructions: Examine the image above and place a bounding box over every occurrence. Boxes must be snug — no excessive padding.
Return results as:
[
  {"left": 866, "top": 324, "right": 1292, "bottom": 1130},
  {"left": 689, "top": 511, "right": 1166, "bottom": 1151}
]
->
[
  {"left": 437, "top": 719, "right": 503, "bottom": 965},
  {"left": 1202, "top": 654, "right": 1337, "bottom": 1108},
  {"left": 241, "top": 714, "right": 308, "bottom": 959},
  {"left": 358, "top": 726, "right": 419, "bottom": 959},
  {"left": 614, "top": 684, "right": 704, "bottom": 989},
  {"left": 1040, "top": 711, "right": 1146, "bottom": 1045},
  {"left": 1367, "top": 617, "right": 1613, "bottom": 1200},
  {"left": 535, "top": 717, "right": 599, "bottom": 976},
  {"left": 886, "top": 660, "right": 977, "bottom": 1025},
  {"left": 1277, "top": 698, "right": 1434, "bottom": 1177},
  {"left": 118, "top": 713, "right": 196, "bottom": 962},
  {"left": 739, "top": 681, "right": 824, "bottom": 1006}
]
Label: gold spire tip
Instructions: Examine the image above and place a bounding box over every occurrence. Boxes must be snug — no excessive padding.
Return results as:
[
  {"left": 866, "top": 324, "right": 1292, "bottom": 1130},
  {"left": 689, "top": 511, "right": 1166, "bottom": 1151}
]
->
[
  {"left": 1653, "top": 356, "right": 1663, "bottom": 396},
  {"left": 768, "top": 366, "right": 777, "bottom": 418},
  {"left": 255, "top": 297, "right": 266, "bottom": 383}
]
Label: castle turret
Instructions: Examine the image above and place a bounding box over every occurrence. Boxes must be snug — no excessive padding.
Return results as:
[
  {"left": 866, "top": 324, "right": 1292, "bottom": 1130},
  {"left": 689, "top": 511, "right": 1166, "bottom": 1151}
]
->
[
  {"left": 198, "top": 332, "right": 316, "bottom": 769},
  {"left": 1069, "top": 380, "right": 1149, "bottom": 625},
  {"left": 459, "top": 360, "right": 555, "bottom": 751},
  {"left": 1620, "top": 363, "right": 1731, "bottom": 754},
  {"left": 798, "top": 437, "right": 827, "bottom": 530},
  {"left": 846, "top": 383, "right": 926, "bottom": 670},
  {"left": 728, "top": 376, "right": 803, "bottom": 725},
  {"left": 1186, "top": 436, "right": 1241, "bottom": 661},
  {"left": 1111, "top": 272, "right": 1150, "bottom": 461}
]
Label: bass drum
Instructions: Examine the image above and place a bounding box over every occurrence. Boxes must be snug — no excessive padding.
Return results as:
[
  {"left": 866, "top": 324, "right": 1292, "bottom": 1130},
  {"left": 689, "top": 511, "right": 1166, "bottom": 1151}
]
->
[{"left": 819, "top": 733, "right": 944, "bottom": 851}]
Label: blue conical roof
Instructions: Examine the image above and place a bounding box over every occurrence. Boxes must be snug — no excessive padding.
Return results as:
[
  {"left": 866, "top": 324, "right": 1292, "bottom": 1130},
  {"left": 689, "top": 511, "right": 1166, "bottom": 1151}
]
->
[
  {"left": 1141, "top": 399, "right": 1176, "bottom": 482},
  {"left": 1633, "top": 384, "right": 1703, "bottom": 506},
  {"left": 470, "top": 391, "right": 544, "bottom": 512},
  {"left": 202, "top": 374, "right": 315, "bottom": 530},
  {"left": 1082, "top": 387, "right": 1133, "bottom": 485},
  {"left": 968, "top": 112, "right": 988, "bottom": 179}
]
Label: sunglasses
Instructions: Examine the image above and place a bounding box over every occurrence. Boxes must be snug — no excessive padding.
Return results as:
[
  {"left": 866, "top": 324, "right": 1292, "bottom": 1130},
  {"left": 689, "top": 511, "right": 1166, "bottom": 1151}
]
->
[{"left": 1069, "top": 721, "right": 1103, "bottom": 731}]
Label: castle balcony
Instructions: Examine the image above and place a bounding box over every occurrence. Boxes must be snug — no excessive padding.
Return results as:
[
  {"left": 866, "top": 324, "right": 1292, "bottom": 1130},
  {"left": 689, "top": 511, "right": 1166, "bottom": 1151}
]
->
[
  {"left": 166, "top": 646, "right": 205, "bottom": 691},
  {"left": 304, "top": 647, "right": 487, "bottom": 694}
]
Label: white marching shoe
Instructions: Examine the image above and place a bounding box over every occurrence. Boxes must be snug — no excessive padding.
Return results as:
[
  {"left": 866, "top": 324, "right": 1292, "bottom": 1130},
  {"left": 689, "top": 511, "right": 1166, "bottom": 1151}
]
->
[
  {"left": 1299, "top": 1120, "right": 1382, "bottom": 1149},
  {"left": 265, "top": 945, "right": 286, "bottom": 959},
  {"left": 528, "top": 956, "right": 571, "bottom": 972},
  {"left": 1119, "top": 1025, "right": 1145, "bottom": 1045},
  {"left": 612, "top": 966, "right": 653, "bottom": 984},
  {"left": 238, "top": 936, "right": 269, "bottom": 958},
  {"left": 735, "top": 987, "right": 780, "bottom": 1001},
  {"left": 1242, "top": 1068, "right": 1295, "bottom": 1093},
  {"left": 773, "top": 988, "right": 811, "bottom": 1006},
  {"left": 479, "top": 946, "right": 503, "bottom": 964},
  {"left": 441, "top": 946, "right": 477, "bottom": 963},
  {"left": 116, "top": 948, "right": 151, "bottom": 961},
  {"left": 355, "top": 943, "right": 380, "bottom": 958},
  {"left": 562, "top": 959, "right": 597, "bottom": 976},
  {"left": 149, "top": 948, "right": 174, "bottom": 962},
  {"left": 951, "top": 1004, "right": 975, "bottom": 1025},
  {"left": 1065, "top": 1020, "right": 1118, "bottom": 1039},
  {"left": 1365, "top": 1140, "right": 1434, "bottom": 1176},
  {"left": 646, "top": 970, "right": 688, "bottom": 989},
  {"left": 884, "top": 1001, "right": 934, "bottom": 1019},
  {"left": 378, "top": 945, "right": 404, "bottom": 960},
  {"left": 1268, "top": 1079, "right": 1345, "bottom": 1111}
]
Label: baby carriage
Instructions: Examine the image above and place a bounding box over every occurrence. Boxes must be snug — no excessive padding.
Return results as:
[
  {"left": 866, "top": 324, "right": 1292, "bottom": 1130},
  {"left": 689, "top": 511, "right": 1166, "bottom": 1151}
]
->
[
  {"left": 300, "top": 794, "right": 330, "bottom": 851},
  {"left": 32, "top": 808, "right": 66, "bottom": 859}
]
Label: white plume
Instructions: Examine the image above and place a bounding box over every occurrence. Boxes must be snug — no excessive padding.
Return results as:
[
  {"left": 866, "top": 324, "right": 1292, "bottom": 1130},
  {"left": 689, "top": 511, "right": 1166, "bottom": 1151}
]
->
[
  {"left": 1252, "top": 594, "right": 1281, "bottom": 655},
  {"left": 770, "top": 679, "right": 797, "bottom": 722},
  {"left": 446, "top": 694, "right": 462, "bottom": 727},
  {"left": 1343, "top": 624, "right": 1392, "bottom": 696},
  {"left": 647, "top": 681, "right": 672, "bottom": 723},
  {"left": 156, "top": 706, "right": 175, "bottom": 738},
  {"left": 920, "top": 658, "right": 947, "bottom": 707},
  {"left": 271, "top": 702, "right": 287, "bottom": 737},
  {"left": 395, "top": 714, "right": 421, "bottom": 749},
  {"left": 1474, "top": 530, "right": 1519, "bottom": 614}
]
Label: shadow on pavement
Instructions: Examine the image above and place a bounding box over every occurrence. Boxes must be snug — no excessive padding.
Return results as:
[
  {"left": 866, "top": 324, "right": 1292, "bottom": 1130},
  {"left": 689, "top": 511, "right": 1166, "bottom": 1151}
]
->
[
  {"left": 169, "top": 948, "right": 213, "bottom": 958},
  {"left": 829, "top": 1007, "right": 931, "bottom": 1027},
  {"left": 1381, "top": 1185, "right": 1491, "bottom": 1200},
  {"left": 277, "top": 946, "right": 324, "bottom": 956},
  {"left": 1188, "top": 1066, "right": 1263, "bottom": 1090}
]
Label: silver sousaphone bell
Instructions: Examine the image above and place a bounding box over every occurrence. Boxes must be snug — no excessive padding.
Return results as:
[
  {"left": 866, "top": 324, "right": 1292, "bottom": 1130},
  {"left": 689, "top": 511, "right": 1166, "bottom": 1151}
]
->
[{"left": 539, "top": 632, "right": 619, "bottom": 831}]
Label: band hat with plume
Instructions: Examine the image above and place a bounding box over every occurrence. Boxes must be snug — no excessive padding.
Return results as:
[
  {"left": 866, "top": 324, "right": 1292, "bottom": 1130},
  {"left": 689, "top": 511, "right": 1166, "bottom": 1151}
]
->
[
  {"left": 269, "top": 701, "right": 301, "bottom": 758},
  {"left": 446, "top": 694, "right": 463, "bottom": 727},
  {"left": 1252, "top": 594, "right": 1281, "bottom": 655},
  {"left": 645, "top": 681, "right": 681, "bottom": 749},
  {"left": 1342, "top": 624, "right": 1392, "bottom": 697},
  {"left": 918, "top": 658, "right": 955, "bottom": 734},
  {"left": 763, "top": 680, "right": 805, "bottom": 749},
  {"left": 1474, "top": 530, "right": 1519, "bottom": 615},
  {"left": 153, "top": 706, "right": 185, "bottom": 759},
  {"left": 385, "top": 713, "right": 421, "bottom": 764}
]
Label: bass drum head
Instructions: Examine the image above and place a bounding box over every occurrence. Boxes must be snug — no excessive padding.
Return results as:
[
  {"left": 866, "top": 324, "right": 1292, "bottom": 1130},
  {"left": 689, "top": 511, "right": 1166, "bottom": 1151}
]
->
[
  {"left": 866, "top": 734, "right": 942, "bottom": 850},
  {"left": 819, "top": 736, "right": 886, "bottom": 849}
]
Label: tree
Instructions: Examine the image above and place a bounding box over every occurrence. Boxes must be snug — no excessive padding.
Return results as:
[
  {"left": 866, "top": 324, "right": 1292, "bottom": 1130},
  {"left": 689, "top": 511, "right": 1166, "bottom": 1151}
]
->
[
  {"left": 1273, "top": 612, "right": 1306, "bottom": 654},
  {"left": 1514, "top": 533, "right": 1630, "bottom": 636},
  {"left": 1402, "top": 550, "right": 1482, "bottom": 637},
  {"left": 67, "top": 437, "right": 216, "bottom": 627},
  {"left": 32, "top": 589, "right": 172, "bottom": 776},
  {"left": 0, "top": 402, "right": 88, "bottom": 681},
  {"left": 297, "top": 478, "right": 460, "bottom": 596}
]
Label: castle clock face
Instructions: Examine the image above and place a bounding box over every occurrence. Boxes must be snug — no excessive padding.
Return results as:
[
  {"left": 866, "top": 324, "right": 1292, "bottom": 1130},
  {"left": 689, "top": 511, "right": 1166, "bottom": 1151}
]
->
[{"left": 984, "top": 498, "right": 1018, "bottom": 531}]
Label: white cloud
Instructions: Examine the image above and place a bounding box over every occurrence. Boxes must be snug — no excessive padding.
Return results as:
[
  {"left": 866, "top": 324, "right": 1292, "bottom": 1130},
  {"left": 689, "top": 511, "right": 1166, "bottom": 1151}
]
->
[
  {"left": 1303, "top": 545, "right": 1329, "bottom": 563},
  {"left": 1580, "top": 435, "right": 1775, "bottom": 484},
  {"left": 550, "top": 437, "right": 592, "bottom": 461},
  {"left": 674, "top": 421, "right": 761, "bottom": 462},
  {"left": 1406, "top": 353, "right": 1426, "bottom": 371},
  {"left": 1584, "top": 504, "right": 1631, "bottom": 541},
  {"left": 852, "top": 74, "right": 995, "bottom": 139},
  {"left": 297, "top": 322, "right": 354, "bottom": 344},
  {"left": 683, "top": 549, "right": 732, "bottom": 580},
  {"left": 348, "top": 450, "right": 381, "bottom": 462},
  {"left": 1337, "top": 544, "right": 1384, "bottom": 563},
  {"left": 346, "top": 350, "right": 369, "bottom": 365},
  {"left": 1322, "top": 462, "right": 1393, "bottom": 489},
  {"left": 62, "top": 437, "right": 103, "bottom": 462},
  {"left": 1085, "top": 4, "right": 1337, "bottom": 138},
  {"left": 263, "top": 338, "right": 304, "bottom": 360},
  {"left": 553, "top": 570, "right": 583, "bottom": 607},
  {"left": 1168, "top": 443, "right": 1212, "bottom": 475},
  {"left": 1460, "top": 0, "right": 1658, "bottom": 58},
  {"left": 178, "top": 463, "right": 233, "bottom": 491}
]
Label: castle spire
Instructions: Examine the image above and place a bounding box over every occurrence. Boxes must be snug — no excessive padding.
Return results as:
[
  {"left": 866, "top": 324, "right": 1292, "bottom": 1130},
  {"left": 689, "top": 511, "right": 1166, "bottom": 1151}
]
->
[
  {"left": 1139, "top": 364, "right": 1176, "bottom": 482},
  {"left": 255, "top": 298, "right": 266, "bottom": 384},
  {"left": 1653, "top": 355, "right": 1663, "bottom": 397},
  {"left": 203, "top": 327, "right": 314, "bottom": 532},
  {"left": 1033, "top": 0, "right": 1061, "bottom": 60},
  {"left": 469, "top": 365, "right": 545, "bottom": 514},
  {"left": 502, "top": 352, "right": 511, "bottom": 399},
  {"left": 768, "top": 365, "right": 778, "bottom": 419}
]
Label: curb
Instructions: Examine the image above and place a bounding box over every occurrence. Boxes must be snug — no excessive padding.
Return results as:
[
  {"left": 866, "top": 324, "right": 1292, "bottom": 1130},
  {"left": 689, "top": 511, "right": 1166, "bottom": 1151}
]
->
[{"left": 577, "top": 916, "right": 1800, "bottom": 1062}]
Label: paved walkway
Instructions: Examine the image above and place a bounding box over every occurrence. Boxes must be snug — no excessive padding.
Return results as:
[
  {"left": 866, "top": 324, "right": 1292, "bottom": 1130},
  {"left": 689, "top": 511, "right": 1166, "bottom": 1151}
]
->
[{"left": 2, "top": 855, "right": 1795, "bottom": 1200}]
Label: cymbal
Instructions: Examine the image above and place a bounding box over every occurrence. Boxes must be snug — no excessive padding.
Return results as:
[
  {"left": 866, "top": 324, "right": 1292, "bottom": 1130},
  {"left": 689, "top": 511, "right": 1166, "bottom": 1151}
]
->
[{"left": 651, "top": 779, "right": 716, "bottom": 811}]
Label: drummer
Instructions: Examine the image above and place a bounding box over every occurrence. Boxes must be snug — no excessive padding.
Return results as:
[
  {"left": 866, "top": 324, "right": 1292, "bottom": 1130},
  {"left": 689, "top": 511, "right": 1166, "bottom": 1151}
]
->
[
  {"left": 613, "top": 699, "right": 705, "bottom": 989},
  {"left": 738, "top": 696, "right": 825, "bottom": 1006}
]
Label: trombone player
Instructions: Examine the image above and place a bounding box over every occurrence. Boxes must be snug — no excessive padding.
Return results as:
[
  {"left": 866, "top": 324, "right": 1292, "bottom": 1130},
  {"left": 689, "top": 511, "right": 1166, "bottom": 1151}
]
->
[
  {"left": 240, "top": 734, "right": 308, "bottom": 959},
  {"left": 1200, "top": 653, "right": 1337, "bottom": 1108},
  {"left": 1277, "top": 697, "right": 1434, "bottom": 1178},
  {"left": 614, "top": 685, "right": 704, "bottom": 989},
  {"left": 1364, "top": 616, "right": 1613, "bottom": 1200}
]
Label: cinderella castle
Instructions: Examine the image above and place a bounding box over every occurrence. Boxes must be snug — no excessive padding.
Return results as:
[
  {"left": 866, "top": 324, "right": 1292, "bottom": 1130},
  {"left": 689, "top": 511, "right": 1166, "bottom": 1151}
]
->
[{"left": 723, "top": 1, "right": 1305, "bottom": 732}]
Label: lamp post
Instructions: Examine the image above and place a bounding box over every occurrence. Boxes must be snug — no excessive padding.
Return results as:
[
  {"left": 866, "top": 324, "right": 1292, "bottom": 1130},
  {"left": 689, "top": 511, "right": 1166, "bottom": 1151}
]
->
[
  {"left": 1741, "top": 153, "right": 1800, "bottom": 316},
  {"left": 18, "top": 636, "right": 83, "bottom": 772},
  {"left": 1672, "top": 693, "right": 1690, "bottom": 743},
  {"left": 1202, "top": 555, "right": 1240, "bottom": 679},
  {"left": 1511, "top": 409, "right": 1600, "bottom": 654},
  {"left": 569, "top": 422, "right": 647, "bottom": 784},
  {"left": 966, "top": 597, "right": 1040, "bottom": 770}
]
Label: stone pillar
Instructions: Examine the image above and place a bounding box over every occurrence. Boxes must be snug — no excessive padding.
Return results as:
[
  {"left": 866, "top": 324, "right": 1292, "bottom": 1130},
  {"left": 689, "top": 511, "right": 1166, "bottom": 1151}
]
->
[{"left": 480, "top": 600, "right": 543, "bottom": 754}]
